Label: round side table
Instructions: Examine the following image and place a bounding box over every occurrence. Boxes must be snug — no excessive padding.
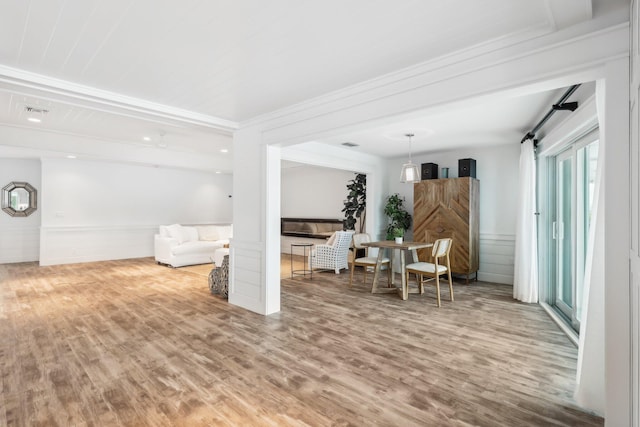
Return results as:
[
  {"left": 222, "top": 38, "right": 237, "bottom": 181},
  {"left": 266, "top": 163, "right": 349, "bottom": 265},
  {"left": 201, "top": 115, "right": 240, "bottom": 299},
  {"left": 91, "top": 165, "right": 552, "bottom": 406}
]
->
[{"left": 291, "top": 242, "right": 313, "bottom": 279}]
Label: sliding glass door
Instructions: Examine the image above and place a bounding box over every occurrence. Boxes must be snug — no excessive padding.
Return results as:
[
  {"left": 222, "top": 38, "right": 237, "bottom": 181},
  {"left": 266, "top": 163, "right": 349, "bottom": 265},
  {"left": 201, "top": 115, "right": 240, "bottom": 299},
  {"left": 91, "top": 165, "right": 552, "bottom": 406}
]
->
[
  {"left": 555, "top": 150, "right": 574, "bottom": 321},
  {"left": 550, "top": 136, "right": 598, "bottom": 331}
]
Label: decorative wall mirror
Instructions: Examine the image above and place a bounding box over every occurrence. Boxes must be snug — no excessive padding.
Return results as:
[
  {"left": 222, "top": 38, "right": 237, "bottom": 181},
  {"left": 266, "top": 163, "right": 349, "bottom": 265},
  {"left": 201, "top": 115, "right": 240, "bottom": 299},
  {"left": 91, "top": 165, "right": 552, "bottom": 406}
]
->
[{"left": 2, "top": 181, "right": 37, "bottom": 217}]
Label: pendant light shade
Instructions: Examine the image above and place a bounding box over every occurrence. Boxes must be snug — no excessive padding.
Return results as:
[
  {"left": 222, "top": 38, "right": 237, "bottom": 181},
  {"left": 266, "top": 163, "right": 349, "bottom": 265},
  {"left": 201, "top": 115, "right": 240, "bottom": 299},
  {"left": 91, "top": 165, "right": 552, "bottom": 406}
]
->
[{"left": 400, "top": 133, "right": 420, "bottom": 183}]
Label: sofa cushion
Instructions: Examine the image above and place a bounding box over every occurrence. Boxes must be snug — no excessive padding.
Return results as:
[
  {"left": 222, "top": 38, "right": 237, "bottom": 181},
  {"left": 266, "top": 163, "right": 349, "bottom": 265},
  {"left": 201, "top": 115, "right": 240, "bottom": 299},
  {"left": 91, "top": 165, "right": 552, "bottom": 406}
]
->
[
  {"left": 159, "top": 225, "right": 170, "bottom": 237},
  {"left": 172, "top": 240, "right": 222, "bottom": 256},
  {"left": 166, "top": 224, "right": 185, "bottom": 243},
  {"left": 182, "top": 226, "right": 199, "bottom": 243},
  {"left": 197, "top": 225, "right": 220, "bottom": 241},
  {"left": 195, "top": 224, "right": 233, "bottom": 241},
  {"left": 216, "top": 224, "right": 233, "bottom": 240}
]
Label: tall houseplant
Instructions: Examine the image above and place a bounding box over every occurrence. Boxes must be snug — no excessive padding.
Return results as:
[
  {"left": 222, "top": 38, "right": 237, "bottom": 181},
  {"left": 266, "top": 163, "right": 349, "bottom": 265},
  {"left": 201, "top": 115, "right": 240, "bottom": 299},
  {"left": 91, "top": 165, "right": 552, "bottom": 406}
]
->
[
  {"left": 342, "top": 173, "right": 366, "bottom": 232},
  {"left": 384, "top": 194, "right": 412, "bottom": 240}
]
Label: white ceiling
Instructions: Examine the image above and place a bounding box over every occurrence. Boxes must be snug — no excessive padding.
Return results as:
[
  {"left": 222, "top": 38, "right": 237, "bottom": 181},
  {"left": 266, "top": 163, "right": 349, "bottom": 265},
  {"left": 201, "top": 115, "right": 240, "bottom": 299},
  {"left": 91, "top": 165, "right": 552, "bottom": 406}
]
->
[
  {"left": 0, "top": 0, "right": 628, "bottom": 168},
  {"left": 316, "top": 88, "right": 574, "bottom": 158}
]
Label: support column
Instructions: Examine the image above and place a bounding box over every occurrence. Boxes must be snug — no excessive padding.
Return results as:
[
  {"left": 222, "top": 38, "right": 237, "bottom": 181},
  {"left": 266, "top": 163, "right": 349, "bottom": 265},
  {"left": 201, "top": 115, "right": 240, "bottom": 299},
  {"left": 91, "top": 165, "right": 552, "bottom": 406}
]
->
[
  {"left": 603, "top": 57, "right": 631, "bottom": 425},
  {"left": 229, "top": 127, "right": 281, "bottom": 315}
]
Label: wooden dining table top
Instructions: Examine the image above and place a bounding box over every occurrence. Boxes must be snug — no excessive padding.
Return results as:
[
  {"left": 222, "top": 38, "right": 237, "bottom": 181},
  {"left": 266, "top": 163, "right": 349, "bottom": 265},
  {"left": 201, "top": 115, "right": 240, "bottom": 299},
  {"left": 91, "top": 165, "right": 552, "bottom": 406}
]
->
[{"left": 361, "top": 240, "right": 433, "bottom": 250}]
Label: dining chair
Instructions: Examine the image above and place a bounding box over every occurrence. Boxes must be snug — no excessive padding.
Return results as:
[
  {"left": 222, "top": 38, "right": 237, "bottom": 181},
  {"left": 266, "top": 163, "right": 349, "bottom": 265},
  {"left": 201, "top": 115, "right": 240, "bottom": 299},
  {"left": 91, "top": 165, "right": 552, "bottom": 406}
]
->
[
  {"left": 405, "top": 238, "right": 453, "bottom": 306},
  {"left": 348, "top": 233, "right": 391, "bottom": 287}
]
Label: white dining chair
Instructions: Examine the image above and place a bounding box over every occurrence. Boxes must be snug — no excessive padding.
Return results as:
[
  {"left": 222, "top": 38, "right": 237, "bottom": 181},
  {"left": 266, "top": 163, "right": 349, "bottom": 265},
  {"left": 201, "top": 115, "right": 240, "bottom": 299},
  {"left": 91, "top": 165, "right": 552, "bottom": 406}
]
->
[{"left": 405, "top": 238, "right": 454, "bottom": 306}]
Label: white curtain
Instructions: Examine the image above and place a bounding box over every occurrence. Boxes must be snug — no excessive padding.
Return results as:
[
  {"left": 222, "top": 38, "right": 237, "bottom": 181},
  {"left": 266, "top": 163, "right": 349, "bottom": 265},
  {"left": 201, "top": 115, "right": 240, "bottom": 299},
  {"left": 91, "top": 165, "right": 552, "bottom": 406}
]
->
[
  {"left": 574, "top": 81, "right": 605, "bottom": 415},
  {"left": 513, "top": 138, "right": 538, "bottom": 303}
]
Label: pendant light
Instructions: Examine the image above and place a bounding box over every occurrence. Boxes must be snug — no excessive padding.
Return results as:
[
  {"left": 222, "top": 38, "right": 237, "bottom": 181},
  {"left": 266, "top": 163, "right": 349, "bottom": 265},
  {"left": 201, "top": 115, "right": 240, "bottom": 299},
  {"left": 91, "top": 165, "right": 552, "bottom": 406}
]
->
[{"left": 400, "top": 133, "right": 420, "bottom": 183}]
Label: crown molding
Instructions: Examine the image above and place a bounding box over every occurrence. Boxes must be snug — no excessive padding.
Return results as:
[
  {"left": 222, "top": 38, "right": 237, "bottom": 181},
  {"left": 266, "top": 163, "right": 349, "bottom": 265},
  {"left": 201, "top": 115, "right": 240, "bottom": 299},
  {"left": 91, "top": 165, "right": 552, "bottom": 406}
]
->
[{"left": 0, "top": 65, "right": 238, "bottom": 133}]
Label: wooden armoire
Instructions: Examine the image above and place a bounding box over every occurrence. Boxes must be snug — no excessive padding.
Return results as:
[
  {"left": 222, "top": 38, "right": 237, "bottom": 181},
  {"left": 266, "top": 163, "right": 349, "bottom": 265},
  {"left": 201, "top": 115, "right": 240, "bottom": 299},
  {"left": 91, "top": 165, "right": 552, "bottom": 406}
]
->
[{"left": 413, "top": 177, "right": 479, "bottom": 282}]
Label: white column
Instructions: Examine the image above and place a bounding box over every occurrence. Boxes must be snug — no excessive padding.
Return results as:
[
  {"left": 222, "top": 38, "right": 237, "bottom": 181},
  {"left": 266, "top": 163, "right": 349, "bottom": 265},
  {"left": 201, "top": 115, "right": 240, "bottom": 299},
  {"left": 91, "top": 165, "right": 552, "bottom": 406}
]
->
[
  {"left": 229, "top": 127, "right": 281, "bottom": 315},
  {"left": 264, "top": 144, "right": 282, "bottom": 314},
  {"left": 603, "top": 57, "right": 631, "bottom": 425}
]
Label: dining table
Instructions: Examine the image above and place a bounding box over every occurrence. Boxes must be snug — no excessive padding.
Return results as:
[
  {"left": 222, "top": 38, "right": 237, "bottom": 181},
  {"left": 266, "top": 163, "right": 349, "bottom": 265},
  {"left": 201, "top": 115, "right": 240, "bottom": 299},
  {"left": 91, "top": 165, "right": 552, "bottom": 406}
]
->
[{"left": 361, "top": 240, "right": 433, "bottom": 300}]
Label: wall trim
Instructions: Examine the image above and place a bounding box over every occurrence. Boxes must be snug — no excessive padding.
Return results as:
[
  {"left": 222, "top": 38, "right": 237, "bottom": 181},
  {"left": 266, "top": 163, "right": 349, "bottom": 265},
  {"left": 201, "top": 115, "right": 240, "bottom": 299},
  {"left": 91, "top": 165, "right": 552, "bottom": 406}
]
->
[
  {"left": 39, "top": 224, "right": 157, "bottom": 266},
  {"left": 41, "top": 224, "right": 159, "bottom": 232},
  {"left": 479, "top": 233, "right": 515, "bottom": 285},
  {"left": 480, "top": 233, "right": 515, "bottom": 241},
  {"left": 477, "top": 272, "right": 513, "bottom": 285},
  {"left": 0, "top": 224, "right": 40, "bottom": 263},
  {"left": 228, "top": 239, "right": 266, "bottom": 315}
]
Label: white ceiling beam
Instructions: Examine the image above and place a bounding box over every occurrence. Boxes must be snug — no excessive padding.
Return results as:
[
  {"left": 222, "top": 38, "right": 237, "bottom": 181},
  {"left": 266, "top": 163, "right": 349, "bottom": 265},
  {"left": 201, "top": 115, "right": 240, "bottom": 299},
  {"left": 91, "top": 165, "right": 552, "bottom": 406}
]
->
[{"left": 0, "top": 64, "right": 238, "bottom": 133}]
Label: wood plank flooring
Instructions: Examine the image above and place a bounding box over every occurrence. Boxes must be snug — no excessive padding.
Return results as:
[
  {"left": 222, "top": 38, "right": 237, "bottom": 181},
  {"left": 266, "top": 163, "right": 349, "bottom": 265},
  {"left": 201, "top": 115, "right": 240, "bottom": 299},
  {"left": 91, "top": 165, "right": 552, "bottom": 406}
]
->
[{"left": 0, "top": 258, "right": 603, "bottom": 426}]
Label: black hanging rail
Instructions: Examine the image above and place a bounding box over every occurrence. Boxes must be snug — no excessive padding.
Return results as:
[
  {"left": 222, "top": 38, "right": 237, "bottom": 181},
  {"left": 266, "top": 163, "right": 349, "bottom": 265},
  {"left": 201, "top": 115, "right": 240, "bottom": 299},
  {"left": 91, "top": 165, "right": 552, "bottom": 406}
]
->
[{"left": 521, "top": 84, "right": 581, "bottom": 144}]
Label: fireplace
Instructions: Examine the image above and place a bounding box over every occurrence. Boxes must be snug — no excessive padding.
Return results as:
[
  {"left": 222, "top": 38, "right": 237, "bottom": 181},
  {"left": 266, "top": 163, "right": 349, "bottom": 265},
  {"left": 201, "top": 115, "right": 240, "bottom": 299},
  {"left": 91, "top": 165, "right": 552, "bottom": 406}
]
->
[{"left": 280, "top": 217, "right": 343, "bottom": 239}]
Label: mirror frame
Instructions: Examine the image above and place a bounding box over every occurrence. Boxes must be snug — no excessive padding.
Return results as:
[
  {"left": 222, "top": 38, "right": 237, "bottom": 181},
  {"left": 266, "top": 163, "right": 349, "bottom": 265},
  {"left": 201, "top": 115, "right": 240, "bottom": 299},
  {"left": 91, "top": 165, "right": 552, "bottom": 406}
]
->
[{"left": 2, "top": 181, "right": 37, "bottom": 217}]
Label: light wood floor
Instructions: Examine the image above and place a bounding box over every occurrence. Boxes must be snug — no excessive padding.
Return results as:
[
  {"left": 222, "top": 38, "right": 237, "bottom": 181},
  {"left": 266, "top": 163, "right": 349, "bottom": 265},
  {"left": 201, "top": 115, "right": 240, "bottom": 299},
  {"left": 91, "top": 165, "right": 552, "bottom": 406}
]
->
[{"left": 0, "top": 258, "right": 603, "bottom": 426}]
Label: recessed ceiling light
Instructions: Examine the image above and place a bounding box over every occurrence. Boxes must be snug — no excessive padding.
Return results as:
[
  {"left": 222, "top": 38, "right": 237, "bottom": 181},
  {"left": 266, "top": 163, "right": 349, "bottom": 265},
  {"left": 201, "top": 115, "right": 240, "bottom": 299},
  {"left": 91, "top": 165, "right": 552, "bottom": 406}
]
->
[
  {"left": 143, "top": 136, "right": 151, "bottom": 141},
  {"left": 66, "top": 155, "right": 77, "bottom": 159},
  {"left": 220, "top": 149, "right": 229, "bottom": 153},
  {"left": 215, "top": 171, "right": 221, "bottom": 174},
  {"left": 27, "top": 117, "right": 41, "bottom": 123}
]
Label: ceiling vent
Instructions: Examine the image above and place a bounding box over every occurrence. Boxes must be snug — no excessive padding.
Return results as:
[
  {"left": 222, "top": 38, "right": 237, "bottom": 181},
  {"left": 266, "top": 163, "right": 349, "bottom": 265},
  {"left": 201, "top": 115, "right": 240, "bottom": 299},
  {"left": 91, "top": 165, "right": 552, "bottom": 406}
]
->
[
  {"left": 25, "top": 106, "right": 49, "bottom": 114},
  {"left": 341, "top": 142, "right": 359, "bottom": 147}
]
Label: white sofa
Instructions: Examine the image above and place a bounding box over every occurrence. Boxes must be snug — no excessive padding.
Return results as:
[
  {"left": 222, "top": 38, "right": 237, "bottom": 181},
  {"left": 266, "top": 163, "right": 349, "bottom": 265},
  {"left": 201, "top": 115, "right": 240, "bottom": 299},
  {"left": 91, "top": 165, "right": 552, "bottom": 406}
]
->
[{"left": 154, "top": 223, "right": 232, "bottom": 267}]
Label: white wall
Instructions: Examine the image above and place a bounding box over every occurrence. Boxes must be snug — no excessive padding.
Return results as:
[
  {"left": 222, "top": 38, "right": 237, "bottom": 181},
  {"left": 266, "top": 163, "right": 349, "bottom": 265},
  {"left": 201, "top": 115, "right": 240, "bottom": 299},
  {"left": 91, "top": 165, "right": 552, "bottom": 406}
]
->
[
  {"left": 281, "top": 165, "right": 354, "bottom": 219},
  {"left": 39, "top": 158, "right": 232, "bottom": 265},
  {"left": 281, "top": 142, "right": 390, "bottom": 241},
  {"left": 387, "top": 143, "right": 520, "bottom": 284},
  {"left": 0, "top": 158, "right": 41, "bottom": 263},
  {"left": 281, "top": 164, "right": 355, "bottom": 253}
]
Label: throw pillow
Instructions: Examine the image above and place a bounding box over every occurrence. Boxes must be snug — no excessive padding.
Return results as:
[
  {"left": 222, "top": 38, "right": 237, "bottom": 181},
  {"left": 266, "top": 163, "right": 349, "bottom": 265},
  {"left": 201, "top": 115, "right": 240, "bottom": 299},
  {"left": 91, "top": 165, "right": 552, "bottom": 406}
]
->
[
  {"left": 182, "top": 226, "right": 199, "bottom": 243},
  {"left": 197, "top": 225, "right": 220, "bottom": 241},
  {"left": 326, "top": 231, "right": 337, "bottom": 246},
  {"left": 159, "top": 225, "right": 170, "bottom": 237},
  {"left": 166, "top": 224, "right": 184, "bottom": 242},
  {"left": 216, "top": 225, "right": 233, "bottom": 240}
]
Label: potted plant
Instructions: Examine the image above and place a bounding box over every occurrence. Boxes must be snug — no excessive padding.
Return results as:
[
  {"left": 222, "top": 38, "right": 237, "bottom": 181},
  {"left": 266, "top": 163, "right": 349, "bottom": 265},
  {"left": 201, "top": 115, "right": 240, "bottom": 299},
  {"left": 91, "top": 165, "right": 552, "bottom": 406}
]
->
[
  {"left": 384, "top": 193, "right": 412, "bottom": 241},
  {"left": 392, "top": 227, "right": 404, "bottom": 244},
  {"left": 342, "top": 173, "right": 367, "bottom": 259},
  {"left": 342, "top": 173, "right": 366, "bottom": 233}
]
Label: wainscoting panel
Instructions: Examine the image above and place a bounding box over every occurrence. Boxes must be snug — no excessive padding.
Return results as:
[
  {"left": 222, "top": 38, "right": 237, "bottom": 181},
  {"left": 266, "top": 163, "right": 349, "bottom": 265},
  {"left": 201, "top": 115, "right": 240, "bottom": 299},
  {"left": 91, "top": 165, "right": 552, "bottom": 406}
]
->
[
  {"left": 39, "top": 225, "right": 157, "bottom": 266},
  {"left": 228, "top": 240, "right": 265, "bottom": 314},
  {"left": 478, "top": 233, "right": 514, "bottom": 285},
  {"left": 0, "top": 225, "right": 40, "bottom": 263}
]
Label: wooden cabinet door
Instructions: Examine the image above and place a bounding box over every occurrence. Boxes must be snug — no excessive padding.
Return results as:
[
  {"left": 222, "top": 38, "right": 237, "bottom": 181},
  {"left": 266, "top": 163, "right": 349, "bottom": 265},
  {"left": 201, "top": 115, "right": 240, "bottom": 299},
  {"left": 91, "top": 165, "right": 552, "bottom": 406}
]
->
[{"left": 414, "top": 178, "right": 478, "bottom": 275}]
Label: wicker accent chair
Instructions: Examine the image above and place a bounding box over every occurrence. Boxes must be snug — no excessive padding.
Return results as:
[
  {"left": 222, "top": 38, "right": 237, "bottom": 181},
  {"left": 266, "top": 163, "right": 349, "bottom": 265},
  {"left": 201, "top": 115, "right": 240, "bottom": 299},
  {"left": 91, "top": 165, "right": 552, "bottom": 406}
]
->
[
  {"left": 405, "top": 238, "right": 453, "bottom": 307},
  {"left": 309, "top": 231, "right": 354, "bottom": 274}
]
